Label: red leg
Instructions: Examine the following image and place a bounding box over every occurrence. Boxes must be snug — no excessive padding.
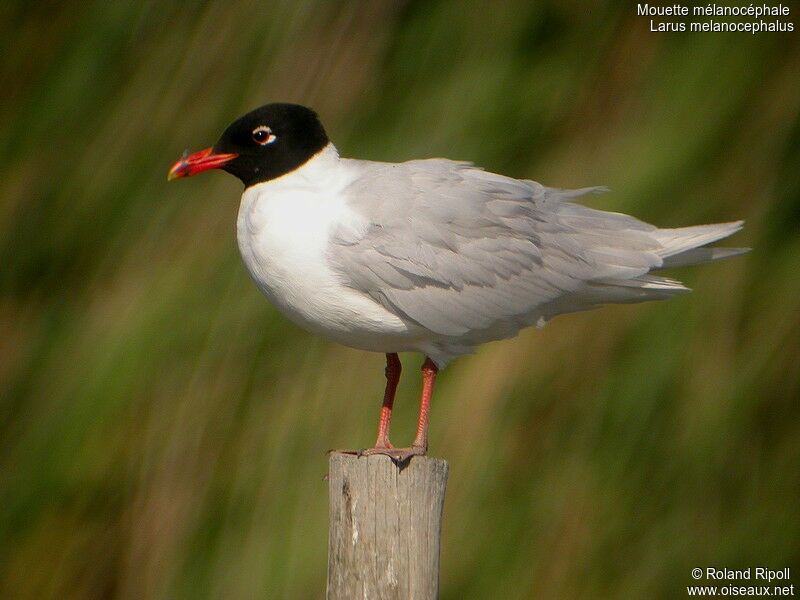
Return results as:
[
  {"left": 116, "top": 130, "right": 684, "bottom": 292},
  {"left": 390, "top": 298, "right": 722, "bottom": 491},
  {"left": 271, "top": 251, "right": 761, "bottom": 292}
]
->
[
  {"left": 374, "top": 353, "right": 401, "bottom": 449},
  {"left": 359, "top": 354, "right": 439, "bottom": 467},
  {"left": 364, "top": 356, "right": 437, "bottom": 463},
  {"left": 412, "top": 357, "right": 438, "bottom": 452}
]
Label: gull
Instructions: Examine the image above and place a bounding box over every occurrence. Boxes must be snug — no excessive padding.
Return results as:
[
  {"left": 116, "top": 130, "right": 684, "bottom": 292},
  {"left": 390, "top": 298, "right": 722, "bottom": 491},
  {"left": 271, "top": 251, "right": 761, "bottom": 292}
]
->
[{"left": 168, "top": 103, "right": 746, "bottom": 462}]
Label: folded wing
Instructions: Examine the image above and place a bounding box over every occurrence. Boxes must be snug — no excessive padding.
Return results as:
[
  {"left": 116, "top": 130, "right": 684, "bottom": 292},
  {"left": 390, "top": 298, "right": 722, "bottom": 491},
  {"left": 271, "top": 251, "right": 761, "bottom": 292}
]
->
[{"left": 329, "top": 159, "right": 744, "bottom": 342}]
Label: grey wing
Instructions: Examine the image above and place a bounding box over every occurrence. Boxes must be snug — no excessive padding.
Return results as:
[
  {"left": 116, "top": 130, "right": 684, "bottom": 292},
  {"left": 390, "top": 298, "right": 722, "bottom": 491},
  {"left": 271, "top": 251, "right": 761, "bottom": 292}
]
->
[{"left": 329, "top": 159, "right": 732, "bottom": 343}]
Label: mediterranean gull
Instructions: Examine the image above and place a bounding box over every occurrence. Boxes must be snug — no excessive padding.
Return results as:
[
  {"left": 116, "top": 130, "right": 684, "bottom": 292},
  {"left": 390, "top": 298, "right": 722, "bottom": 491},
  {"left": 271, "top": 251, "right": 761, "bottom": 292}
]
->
[{"left": 168, "top": 103, "right": 746, "bottom": 462}]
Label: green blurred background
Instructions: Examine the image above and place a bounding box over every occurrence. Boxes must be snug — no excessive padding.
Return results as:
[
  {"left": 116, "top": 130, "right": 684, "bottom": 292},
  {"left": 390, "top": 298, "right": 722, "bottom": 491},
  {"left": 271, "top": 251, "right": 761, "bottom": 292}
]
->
[{"left": 1, "top": 1, "right": 798, "bottom": 598}]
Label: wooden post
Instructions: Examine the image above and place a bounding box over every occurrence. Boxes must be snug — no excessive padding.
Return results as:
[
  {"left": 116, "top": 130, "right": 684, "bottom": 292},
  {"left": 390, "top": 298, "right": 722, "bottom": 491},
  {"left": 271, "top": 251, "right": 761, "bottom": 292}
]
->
[{"left": 326, "top": 453, "right": 449, "bottom": 600}]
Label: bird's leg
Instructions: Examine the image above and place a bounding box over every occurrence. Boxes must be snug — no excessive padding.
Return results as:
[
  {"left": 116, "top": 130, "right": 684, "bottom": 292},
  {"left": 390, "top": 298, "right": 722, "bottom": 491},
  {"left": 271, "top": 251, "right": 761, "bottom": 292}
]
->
[
  {"left": 374, "top": 352, "right": 401, "bottom": 449},
  {"left": 362, "top": 356, "right": 437, "bottom": 465},
  {"left": 411, "top": 357, "right": 438, "bottom": 452}
]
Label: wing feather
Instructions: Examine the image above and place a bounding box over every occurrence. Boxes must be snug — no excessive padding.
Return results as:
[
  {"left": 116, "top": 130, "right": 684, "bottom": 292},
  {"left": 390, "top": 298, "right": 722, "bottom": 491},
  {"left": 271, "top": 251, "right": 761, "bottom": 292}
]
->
[{"left": 328, "top": 158, "right": 740, "bottom": 342}]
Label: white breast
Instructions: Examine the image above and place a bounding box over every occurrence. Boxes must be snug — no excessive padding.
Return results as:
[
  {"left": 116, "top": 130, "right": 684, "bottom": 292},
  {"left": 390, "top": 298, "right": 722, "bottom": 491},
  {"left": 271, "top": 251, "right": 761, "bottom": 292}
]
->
[{"left": 236, "top": 145, "right": 417, "bottom": 350}]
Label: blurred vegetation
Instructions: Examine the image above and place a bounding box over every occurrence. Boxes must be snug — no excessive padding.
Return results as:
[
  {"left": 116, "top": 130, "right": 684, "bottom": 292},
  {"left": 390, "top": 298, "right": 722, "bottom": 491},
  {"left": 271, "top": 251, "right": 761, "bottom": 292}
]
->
[{"left": 1, "top": 1, "right": 799, "bottom": 598}]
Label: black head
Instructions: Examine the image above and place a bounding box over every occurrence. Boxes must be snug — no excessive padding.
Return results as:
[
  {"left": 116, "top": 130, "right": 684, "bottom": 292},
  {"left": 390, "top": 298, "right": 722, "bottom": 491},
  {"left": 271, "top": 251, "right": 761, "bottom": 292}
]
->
[{"left": 168, "top": 103, "right": 329, "bottom": 187}]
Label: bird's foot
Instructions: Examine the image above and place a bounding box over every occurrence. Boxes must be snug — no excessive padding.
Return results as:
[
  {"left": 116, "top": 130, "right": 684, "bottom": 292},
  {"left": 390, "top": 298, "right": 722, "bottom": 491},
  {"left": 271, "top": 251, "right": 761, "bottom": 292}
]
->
[
  {"left": 360, "top": 444, "right": 427, "bottom": 467},
  {"left": 328, "top": 438, "right": 427, "bottom": 467}
]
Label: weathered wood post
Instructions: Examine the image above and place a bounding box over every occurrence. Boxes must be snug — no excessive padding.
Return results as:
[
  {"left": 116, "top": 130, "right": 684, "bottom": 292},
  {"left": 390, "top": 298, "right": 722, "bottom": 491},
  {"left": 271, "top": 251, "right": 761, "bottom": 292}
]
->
[{"left": 327, "top": 453, "right": 449, "bottom": 599}]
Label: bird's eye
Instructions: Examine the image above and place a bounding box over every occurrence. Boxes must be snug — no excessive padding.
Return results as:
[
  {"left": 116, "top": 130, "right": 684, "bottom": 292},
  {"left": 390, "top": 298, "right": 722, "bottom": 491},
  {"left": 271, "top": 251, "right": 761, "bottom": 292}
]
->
[{"left": 252, "top": 126, "right": 276, "bottom": 145}]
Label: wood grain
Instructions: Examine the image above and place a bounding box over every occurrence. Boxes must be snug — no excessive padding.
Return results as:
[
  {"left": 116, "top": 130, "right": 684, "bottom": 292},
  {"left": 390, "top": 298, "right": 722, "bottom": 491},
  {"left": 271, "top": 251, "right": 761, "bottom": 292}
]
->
[{"left": 327, "top": 453, "right": 449, "bottom": 600}]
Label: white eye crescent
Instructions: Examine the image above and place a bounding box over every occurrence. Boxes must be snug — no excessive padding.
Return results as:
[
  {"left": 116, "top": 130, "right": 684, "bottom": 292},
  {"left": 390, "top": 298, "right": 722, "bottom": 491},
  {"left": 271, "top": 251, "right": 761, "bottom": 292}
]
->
[{"left": 252, "top": 125, "right": 276, "bottom": 145}]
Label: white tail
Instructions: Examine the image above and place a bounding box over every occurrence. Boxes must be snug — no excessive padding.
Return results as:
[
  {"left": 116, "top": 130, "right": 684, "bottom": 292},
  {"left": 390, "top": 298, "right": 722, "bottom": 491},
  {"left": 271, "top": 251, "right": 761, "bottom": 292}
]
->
[
  {"left": 579, "top": 220, "right": 748, "bottom": 308},
  {"left": 652, "top": 221, "right": 748, "bottom": 268}
]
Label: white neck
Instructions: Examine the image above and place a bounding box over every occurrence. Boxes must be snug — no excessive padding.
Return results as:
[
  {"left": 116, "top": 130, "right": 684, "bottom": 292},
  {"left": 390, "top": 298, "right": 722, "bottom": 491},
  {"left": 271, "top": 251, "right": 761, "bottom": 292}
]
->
[{"left": 256, "top": 142, "right": 340, "bottom": 189}]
